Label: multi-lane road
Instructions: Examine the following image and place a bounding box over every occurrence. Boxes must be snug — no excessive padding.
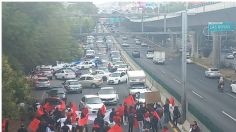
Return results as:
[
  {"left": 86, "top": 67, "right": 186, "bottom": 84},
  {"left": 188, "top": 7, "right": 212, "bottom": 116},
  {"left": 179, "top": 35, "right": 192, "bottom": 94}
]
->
[{"left": 114, "top": 33, "right": 236, "bottom": 131}]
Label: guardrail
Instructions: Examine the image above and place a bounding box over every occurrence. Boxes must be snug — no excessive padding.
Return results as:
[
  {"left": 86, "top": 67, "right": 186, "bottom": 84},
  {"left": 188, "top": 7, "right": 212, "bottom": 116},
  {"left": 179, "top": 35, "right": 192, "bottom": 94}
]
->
[{"left": 113, "top": 38, "right": 223, "bottom": 132}]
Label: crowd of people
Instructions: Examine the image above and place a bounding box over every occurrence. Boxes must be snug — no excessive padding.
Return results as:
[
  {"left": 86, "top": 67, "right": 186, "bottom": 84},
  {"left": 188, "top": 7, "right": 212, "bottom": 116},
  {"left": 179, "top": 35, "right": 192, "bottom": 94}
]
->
[{"left": 12, "top": 94, "right": 202, "bottom": 132}]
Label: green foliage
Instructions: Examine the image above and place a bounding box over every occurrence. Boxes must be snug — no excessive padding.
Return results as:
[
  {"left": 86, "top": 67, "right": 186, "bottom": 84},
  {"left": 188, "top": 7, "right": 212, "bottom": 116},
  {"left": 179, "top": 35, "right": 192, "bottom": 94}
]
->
[
  {"left": 2, "top": 2, "right": 97, "bottom": 73},
  {"left": 2, "top": 55, "right": 31, "bottom": 119}
]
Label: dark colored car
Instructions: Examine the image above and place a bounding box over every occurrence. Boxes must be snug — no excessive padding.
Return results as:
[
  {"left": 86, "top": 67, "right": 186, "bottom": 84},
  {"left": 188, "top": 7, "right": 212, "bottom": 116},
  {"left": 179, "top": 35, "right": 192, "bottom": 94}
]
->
[
  {"left": 47, "top": 87, "right": 67, "bottom": 103},
  {"left": 44, "top": 97, "right": 66, "bottom": 111},
  {"left": 132, "top": 51, "right": 140, "bottom": 58}
]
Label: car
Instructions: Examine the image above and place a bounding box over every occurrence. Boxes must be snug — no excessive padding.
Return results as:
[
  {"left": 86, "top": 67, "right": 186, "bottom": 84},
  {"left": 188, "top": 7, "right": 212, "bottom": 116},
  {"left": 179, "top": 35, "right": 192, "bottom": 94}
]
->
[
  {"left": 85, "top": 50, "right": 95, "bottom": 58},
  {"left": 122, "top": 36, "right": 128, "bottom": 41},
  {"left": 186, "top": 57, "right": 193, "bottom": 64},
  {"left": 77, "top": 61, "right": 95, "bottom": 70},
  {"left": 90, "top": 70, "right": 111, "bottom": 81},
  {"left": 141, "top": 43, "right": 148, "bottom": 47},
  {"left": 129, "top": 83, "right": 149, "bottom": 95},
  {"left": 40, "top": 66, "right": 53, "bottom": 80},
  {"left": 111, "top": 58, "right": 121, "bottom": 63},
  {"left": 132, "top": 51, "right": 140, "bottom": 58},
  {"left": 146, "top": 50, "right": 154, "bottom": 59},
  {"left": 225, "top": 53, "right": 234, "bottom": 59},
  {"left": 63, "top": 80, "right": 82, "bottom": 93},
  {"left": 116, "top": 64, "right": 129, "bottom": 72},
  {"left": 78, "top": 74, "right": 103, "bottom": 88},
  {"left": 34, "top": 77, "right": 51, "bottom": 89},
  {"left": 47, "top": 88, "right": 67, "bottom": 103},
  {"left": 205, "top": 68, "right": 221, "bottom": 78},
  {"left": 54, "top": 69, "right": 76, "bottom": 80},
  {"left": 84, "top": 95, "right": 104, "bottom": 114},
  {"left": 113, "top": 61, "right": 125, "bottom": 68},
  {"left": 44, "top": 97, "right": 66, "bottom": 111},
  {"left": 135, "top": 40, "right": 141, "bottom": 45},
  {"left": 98, "top": 87, "right": 119, "bottom": 105},
  {"left": 121, "top": 43, "right": 130, "bottom": 47},
  {"left": 230, "top": 80, "right": 236, "bottom": 93},
  {"left": 107, "top": 71, "right": 128, "bottom": 84},
  {"left": 55, "top": 67, "right": 81, "bottom": 77}
]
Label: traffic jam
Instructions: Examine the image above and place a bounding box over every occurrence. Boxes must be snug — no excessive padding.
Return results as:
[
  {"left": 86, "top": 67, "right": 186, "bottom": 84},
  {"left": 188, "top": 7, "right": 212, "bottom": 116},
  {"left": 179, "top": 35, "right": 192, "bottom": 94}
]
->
[{"left": 28, "top": 29, "right": 160, "bottom": 131}]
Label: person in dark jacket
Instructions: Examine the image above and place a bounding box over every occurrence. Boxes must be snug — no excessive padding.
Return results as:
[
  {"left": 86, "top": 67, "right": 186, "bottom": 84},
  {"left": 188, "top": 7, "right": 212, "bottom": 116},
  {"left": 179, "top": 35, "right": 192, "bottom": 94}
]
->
[
  {"left": 109, "top": 108, "right": 116, "bottom": 124},
  {"left": 104, "top": 121, "right": 111, "bottom": 132},
  {"left": 128, "top": 107, "right": 135, "bottom": 132},
  {"left": 190, "top": 121, "right": 201, "bottom": 132},
  {"left": 93, "top": 114, "right": 105, "bottom": 132},
  {"left": 173, "top": 106, "right": 181, "bottom": 127},
  {"left": 150, "top": 112, "right": 159, "bottom": 132},
  {"left": 124, "top": 103, "right": 128, "bottom": 124},
  {"left": 17, "top": 124, "right": 28, "bottom": 132},
  {"left": 136, "top": 108, "right": 144, "bottom": 132}
]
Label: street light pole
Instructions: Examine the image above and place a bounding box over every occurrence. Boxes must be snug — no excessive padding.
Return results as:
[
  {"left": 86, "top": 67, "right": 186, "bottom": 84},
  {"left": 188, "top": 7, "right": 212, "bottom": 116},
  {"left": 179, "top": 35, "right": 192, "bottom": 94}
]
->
[
  {"left": 181, "top": 10, "right": 187, "bottom": 123},
  {"left": 141, "top": 8, "right": 144, "bottom": 32}
]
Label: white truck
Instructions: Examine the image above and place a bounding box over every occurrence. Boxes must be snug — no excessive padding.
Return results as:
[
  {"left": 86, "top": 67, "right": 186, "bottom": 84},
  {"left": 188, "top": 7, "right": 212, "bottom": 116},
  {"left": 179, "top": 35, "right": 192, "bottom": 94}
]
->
[
  {"left": 153, "top": 51, "right": 165, "bottom": 64},
  {"left": 127, "top": 70, "right": 146, "bottom": 86}
]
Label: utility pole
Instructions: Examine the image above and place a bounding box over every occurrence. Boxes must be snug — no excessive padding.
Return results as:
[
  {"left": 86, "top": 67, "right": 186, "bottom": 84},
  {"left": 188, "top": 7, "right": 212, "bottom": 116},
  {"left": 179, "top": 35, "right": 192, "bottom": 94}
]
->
[
  {"left": 164, "top": 14, "right": 167, "bottom": 32},
  {"left": 141, "top": 8, "right": 144, "bottom": 32},
  {"left": 181, "top": 10, "right": 187, "bottom": 123}
]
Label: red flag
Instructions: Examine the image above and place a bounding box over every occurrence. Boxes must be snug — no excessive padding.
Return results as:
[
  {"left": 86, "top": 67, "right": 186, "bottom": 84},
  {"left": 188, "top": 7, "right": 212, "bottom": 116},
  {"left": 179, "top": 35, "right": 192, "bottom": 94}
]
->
[
  {"left": 133, "top": 118, "right": 139, "bottom": 128},
  {"left": 37, "top": 106, "right": 44, "bottom": 117},
  {"left": 153, "top": 111, "right": 161, "bottom": 121},
  {"left": 100, "top": 104, "right": 106, "bottom": 115},
  {"left": 43, "top": 103, "right": 54, "bottom": 112},
  {"left": 58, "top": 100, "right": 66, "bottom": 111},
  {"left": 116, "top": 105, "right": 124, "bottom": 116},
  {"left": 28, "top": 118, "right": 40, "bottom": 132},
  {"left": 169, "top": 97, "right": 175, "bottom": 106},
  {"left": 108, "top": 124, "right": 123, "bottom": 132},
  {"left": 70, "top": 102, "right": 78, "bottom": 112},
  {"left": 78, "top": 114, "right": 88, "bottom": 126},
  {"left": 124, "top": 95, "right": 135, "bottom": 106}
]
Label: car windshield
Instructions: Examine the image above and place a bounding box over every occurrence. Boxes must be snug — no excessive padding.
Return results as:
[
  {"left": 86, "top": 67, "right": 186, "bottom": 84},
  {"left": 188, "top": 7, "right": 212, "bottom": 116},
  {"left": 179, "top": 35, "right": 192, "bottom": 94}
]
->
[
  {"left": 130, "top": 84, "right": 146, "bottom": 89},
  {"left": 99, "top": 89, "right": 115, "bottom": 94},
  {"left": 111, "top": 73, "right": 120, "bottom": 77},
  {"left": 38, "top": 79, "right": 48, "bottom": 82},
  {"left": 69, "top": 81, "right": 80, "bottom": 85},
  {"left": 86, "top": 97, "right": 102, "bottom": 104},
  {"left": 211, "top": 69, "right": 219, "bottom": 71}
]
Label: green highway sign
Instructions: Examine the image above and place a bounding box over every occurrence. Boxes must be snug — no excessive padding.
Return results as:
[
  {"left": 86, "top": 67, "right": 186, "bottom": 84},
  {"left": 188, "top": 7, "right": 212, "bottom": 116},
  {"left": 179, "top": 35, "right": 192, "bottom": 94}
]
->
[{"left": 208, "top": 22, "right": 235, "bottom": 32}]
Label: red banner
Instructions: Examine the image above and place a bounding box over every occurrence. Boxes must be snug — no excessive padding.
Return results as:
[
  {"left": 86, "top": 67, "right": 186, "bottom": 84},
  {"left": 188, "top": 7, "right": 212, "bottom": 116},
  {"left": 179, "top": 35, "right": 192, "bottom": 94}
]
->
[{"left": 28, "top": 118, "right": 40, "bottom": 132}]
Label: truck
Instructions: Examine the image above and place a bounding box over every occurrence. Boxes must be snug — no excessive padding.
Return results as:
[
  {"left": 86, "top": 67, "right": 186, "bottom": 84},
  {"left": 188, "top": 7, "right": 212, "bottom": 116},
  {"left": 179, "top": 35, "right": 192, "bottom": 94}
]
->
[
  {"left": 127, "top": 70, "right": 148, "bottom": 95},
  {"left": 146, "top": 49, "right": 154, "bottom": 59},
  {"left": 127, "top": 70, "right": 146, "bottom": 86},
  {"left": 153, "top": 51, "right": 165, "bottom": 64}
]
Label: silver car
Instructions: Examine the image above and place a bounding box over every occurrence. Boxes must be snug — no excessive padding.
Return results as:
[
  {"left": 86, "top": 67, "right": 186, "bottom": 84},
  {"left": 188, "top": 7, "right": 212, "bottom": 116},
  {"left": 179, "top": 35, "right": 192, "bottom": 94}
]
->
[
  {"left": 63, "top": 80, "right": 82, "bottom": 93},
  {"left": 34, "top": 77, "right": 50, "bottom": 89},
  {"left": 78, "top": 74, "right": 103, "bottom": 88}
]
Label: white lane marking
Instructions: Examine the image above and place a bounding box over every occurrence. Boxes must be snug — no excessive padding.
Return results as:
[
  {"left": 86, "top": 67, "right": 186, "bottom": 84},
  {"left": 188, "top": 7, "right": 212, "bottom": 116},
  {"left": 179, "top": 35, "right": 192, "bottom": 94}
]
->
[
  {"left": 222, "top": 111, "right": 236, "bottom": 122},
  {"left": 192, "top": 90, "right": 204, "bottom": 99},
  {"left": 174, "top": 79, "right": 181, "bottom": 84},
  {"left": 226, "top": 93, "right": 236, "bottom": 99}
]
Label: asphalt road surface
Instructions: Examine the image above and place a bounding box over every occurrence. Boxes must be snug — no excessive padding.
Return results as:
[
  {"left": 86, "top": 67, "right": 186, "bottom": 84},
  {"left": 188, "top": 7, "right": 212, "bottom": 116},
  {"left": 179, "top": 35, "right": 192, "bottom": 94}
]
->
[{"left": 114, "top": 32, "right": 236, "bottom": 131}]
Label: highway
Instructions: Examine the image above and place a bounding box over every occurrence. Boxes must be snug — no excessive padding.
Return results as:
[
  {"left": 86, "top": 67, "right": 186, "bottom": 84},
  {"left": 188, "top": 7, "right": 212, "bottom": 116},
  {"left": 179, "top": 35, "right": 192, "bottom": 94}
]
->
[{"left": 114, "top": 32, "right": 236, "bottom": 131}]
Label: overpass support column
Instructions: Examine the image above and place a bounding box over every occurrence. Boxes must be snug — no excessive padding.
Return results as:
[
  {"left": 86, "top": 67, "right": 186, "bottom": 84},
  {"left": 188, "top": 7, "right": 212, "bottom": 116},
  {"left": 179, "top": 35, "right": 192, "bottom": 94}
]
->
[
  {"left": 164, "top": 14, "right": 167, "bottom": 32},
  {"left": 189, "top": 31, "right": 198, "bottom": 58},
  {"left": 170, "top": 34, "right": 177, "bottom": 51},
  {"left": 212, "top": 32, "right": 221, "bottom": 68}
]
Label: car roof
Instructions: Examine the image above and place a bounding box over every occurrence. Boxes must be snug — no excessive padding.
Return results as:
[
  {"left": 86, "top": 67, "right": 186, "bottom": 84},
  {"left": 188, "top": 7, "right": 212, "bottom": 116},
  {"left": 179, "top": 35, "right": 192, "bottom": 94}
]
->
[
  {"left": 84, "top": 95, "right": 99, "bottom": 98},
  {"left": 100, "top": 87, "right": 114, "bottom": 90}
]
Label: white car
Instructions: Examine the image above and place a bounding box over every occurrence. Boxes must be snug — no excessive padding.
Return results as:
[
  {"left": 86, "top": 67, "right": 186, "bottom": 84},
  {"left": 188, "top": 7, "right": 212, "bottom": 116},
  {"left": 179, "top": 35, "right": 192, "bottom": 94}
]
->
[
  {"left": 141, "top": 43, "right": 148, "bottom": 47},
  {"left": 84, "top": 95, "right": 104, "bottom": 114},
  {"left": 121, "top": 43, "right": 130, "bottom": 47},
  {"left": 186, "top": 57, "right": 193, "bottom": 64},
  {"left": 230, "top": 81, "right": 236, "bottom": 93},
  {"left": 55, "top": 70, "right": 76, "bottom": 80},
  {"left": 116, "top": 64, "right": 129, "bottom": 72},
  {"left": 113, "top": 61, "right": 125, "bottom": 68},
  {"left": 107, "top": 72, "right": 128, "bottom": 84},
  {"left": 205, "top": 68, "right": 221, "bottom": 78},
  {"left": 90, "top": 70, "right": 111, "bottom": 81},
  {"left": 146, "top": 50, "right": 154, "bottom": 59},
  {"left": 98, "top": 87, "right": 119, "bottom": 105},
  {"left": 225, "top": 53, "right": 234, "bottom": 59},
  {"left": 129, "top": 83, "right": 149, "bottom": 95},
  {"left": 77, "top": 61, "right": 95, "bottom": 69}
]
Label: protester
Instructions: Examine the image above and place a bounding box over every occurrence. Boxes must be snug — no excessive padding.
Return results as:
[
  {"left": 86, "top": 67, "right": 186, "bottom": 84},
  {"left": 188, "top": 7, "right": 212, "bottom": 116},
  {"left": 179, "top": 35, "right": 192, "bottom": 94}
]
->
[
  {"left": 162, "top": 99, "right": 171, "bottom": 126},
  {"left": 190, "top": 121, "right": 201, "bottom": 132},
  {"left": 123, "top": 103, "right": 128, "bottom": 125},
  {"left": 61, "top": 123, "right": 70, "bottom": 132},
  {"left": 109, "top": 108, "right": 116, "bottom": 124},
  {"left": 17, "top": 124, "right": 28, "bottom": 132},
  {"left": 128, "top": 106, "right": 135, "bottom": 132},
  {"left": 116, "top": 104, "right": 124, "bottom": 125},
  {"left": 143, "top": 111, "right": 151, "bottom": 132},
  {"left": 136, "top": 106, "right": 144, "bottom": 132},
  {"left": 104, "top": 121, "right": 111, "bottom": 132},
  {"left": 150, "top": 111, "right": 159, "bottom": 132},
  {"left": 173, "top": 106, "right": 181, "bottom": 127}
]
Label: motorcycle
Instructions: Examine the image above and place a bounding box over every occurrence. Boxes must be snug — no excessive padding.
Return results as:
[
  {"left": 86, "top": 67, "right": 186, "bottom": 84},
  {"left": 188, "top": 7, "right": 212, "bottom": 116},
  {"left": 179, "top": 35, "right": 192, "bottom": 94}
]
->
[{"left": 218, "top": 83, "right": 224, "bottom": 92}]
